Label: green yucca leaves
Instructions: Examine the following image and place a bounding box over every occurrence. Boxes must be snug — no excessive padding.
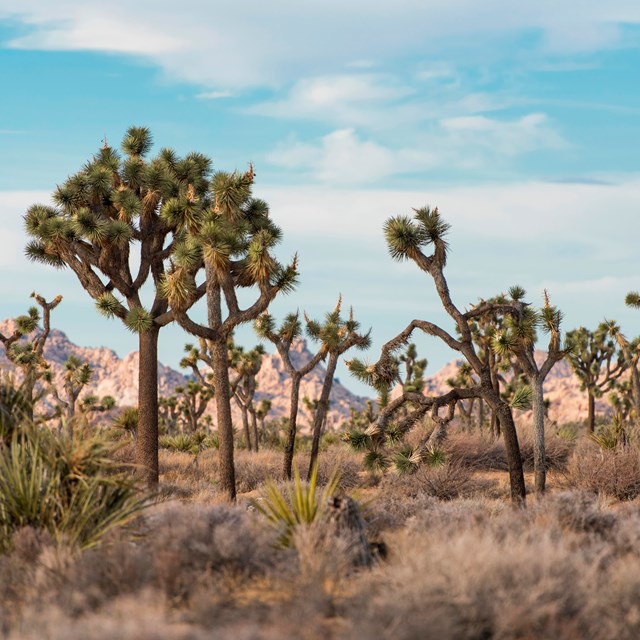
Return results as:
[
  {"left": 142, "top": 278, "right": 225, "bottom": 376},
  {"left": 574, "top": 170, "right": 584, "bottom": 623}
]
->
[
  {"left": 252, "top": 463, "right": 340, "bottom": 549},
  {"left": 626, "top": 291, "right": 640, "bottom": 309},
  {"left": 124, "top": 306, "right": 154, "bottom": 333},
  {"left": 345, "top": 429, "right": 369, "bottom": 451},
  {"left": 0, "top": 425, "right": 150, "bottom": 552},
  {"left": 95, "top": 292, "right": 126, "bottom": 319},
  {"left": 509, "top": 385, "right": 533, "bottom": 411},
  {"left": 122, "top": 126, "right": 152, "bottom": 157}
]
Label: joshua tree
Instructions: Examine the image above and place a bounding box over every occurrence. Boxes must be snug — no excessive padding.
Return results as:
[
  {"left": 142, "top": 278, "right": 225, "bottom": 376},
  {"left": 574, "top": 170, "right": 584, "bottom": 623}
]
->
[
  {"left": 230, "top": 344, "right": 265, "bottom": 451},
  {"left": 348, "top": 207, "right": 527, "bottom": 504},
  {"left": 165, "top": 165, "right": 298, "bottom": 501},
  {"left": 174, "top": 381, "right": 214, "bottom": 433},
  {"left": 45, "top": 355, "right": 115, "bottom": 426},
  {"left": 23, "top": 127, "right": 212, "bottom": 485},
  {"left": 0, "top": 292, "right": 62, "bottom": 419},
  {"left": 491, "top": 289, "right": 566, "bottom": 492},
  {"left": 565, "top": 323, "right": 626, "bottom": 432},
  {"left": 305, "top": 299, "right": 371, "bottom": 480},
  {"left": 254, "top": 311, "right": 329, "bottom": 478}
]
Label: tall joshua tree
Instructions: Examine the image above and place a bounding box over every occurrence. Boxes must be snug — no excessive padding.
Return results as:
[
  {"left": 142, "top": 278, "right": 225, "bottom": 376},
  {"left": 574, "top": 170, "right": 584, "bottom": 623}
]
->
[
  {"left": 492, "top": 289, "right": 566, "bottom": 493},
  {"left": 305, "top": 298, "right": 371, "bottom": 480},
  {"left": 23, "top": 127, "right": 211, "bottom": 485},
  {"left": 349, "top": 207, "right": 527, "bottom": 504},
  {"left": 0, "top": 292, "right": 62, "bottom": 420},
  {"left": 565, "top": 323, "right": 626, "bottom": 432},
  {"left": 254, "top": 311, "right": 328, "bottom": 478},
  {"left": 165, "top": 166, "right": 298, "bottom": 501}
]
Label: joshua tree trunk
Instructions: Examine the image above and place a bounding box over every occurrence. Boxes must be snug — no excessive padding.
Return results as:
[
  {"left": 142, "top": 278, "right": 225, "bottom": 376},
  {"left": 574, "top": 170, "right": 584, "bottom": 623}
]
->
[
  {"left": 212, "top": 337, "right": 236, "bottom": 501},
  {"left": 250, "top": 408, "right": 259, "bottom": 452},
  {"left": 478, "top": 398, "right": 484, "bottom": 431},
  {"left": 631, "top": 366, "right": 640, "bottom": 427},
  {"left": 307, "top": 354, "right": 338, "bottom": 480},
  {"left": 587, "top": 390, "right": 595, "bottom": 433},
  {"left": 284, "top": 374, "right": 302, "bottom": 479},
  {"left": 532, "top": 376, "right": 547, "bottom": 493},
  {"left": 495, "top": 402, "right": 527, "bottom": 504},
  {"left": 240, "top": 406, "right": 252, "bottom": 451},
  {"left": 138, "top": 327, "right": 159, "bottom": 487}
]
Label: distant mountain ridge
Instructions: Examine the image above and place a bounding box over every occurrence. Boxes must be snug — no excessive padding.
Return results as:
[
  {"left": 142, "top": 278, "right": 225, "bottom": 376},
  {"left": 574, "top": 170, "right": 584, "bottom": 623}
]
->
[
  {"left": 423, "top": 350, "right": 611, "bottom": 425},
  {"left": 0, "top": 319, "right": 366, "bottom": 431}
]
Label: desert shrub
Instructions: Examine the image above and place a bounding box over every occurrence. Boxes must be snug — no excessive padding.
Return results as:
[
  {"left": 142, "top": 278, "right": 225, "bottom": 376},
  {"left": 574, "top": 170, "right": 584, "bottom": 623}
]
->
[
  {"left": 541, "top": 491, "right": 617, "bottom": 538},
  {"left": 159, "top": 433, "right": 199, "bottom": 454},
  {"left": 0, "top": 425, "right": 149, "bottom": 551},
  {"left": 563, "top": 442, "right": 640, "bottom": 500},
  {"left": 444, "top": 427, "right": 571, "bottom": 472},
  {"left": 252, "top": 463, "right": 340, "bottom": 548}
]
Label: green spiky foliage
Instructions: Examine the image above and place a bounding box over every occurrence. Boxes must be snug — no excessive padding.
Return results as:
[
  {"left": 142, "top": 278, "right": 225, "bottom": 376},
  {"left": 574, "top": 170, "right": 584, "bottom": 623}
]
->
[
  {"left": 565, "top": 323, "right": 627, "bottom": 433},
  {"left": 0, "top": 422, "right": 150, "bottom": 552},
  {"left": 348, "top": 206, "right": 527, "bottom": 505},
  {"left": 23, "top": 127, "right": 216, "bottom": 486},
  {"left": 346, "top": 343, "right": 437, "bottom": 476},
  {"left": 251, "top": 462, "right": 341, "bottom": 549},
  {"left": 0, "top": 378, "right": 31, "bottom": 444},
  {"left": 254, "top": 310, "right": 329, "bottom": 479},
  {"left": 303, "top": 297, "right": 371, "bottom": 480},
  {"left": 626, "top": 292, "right": 640, "bottom": 309},
  {"left": 0, "top": 293, "right": 63, "bottom": 420},
  {"left": 164, "top": 163, "right": 298, "bottom": 501},
  {"left": 113, "top": 407, "right": 139, "bottom": 440}
]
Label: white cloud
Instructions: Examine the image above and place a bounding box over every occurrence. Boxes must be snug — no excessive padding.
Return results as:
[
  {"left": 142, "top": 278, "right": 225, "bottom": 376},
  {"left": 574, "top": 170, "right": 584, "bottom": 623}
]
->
[
  {"left": 267, "top": 113, "right": 564, "bottom": 184},
  {"left": 268, "top": 129, "right": 436, "bottom": 184},
  {"left": 259, "top": 175, "right": 640, "bottom": 249},
  {"left": 1, "top": 1, "right": 640, "bottom": 90}
]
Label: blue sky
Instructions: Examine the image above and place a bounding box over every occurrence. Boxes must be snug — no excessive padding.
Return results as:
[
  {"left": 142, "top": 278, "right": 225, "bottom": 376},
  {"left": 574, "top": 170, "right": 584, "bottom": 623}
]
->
[{"left": 0, "top": 2, "right": 639, "bottom": 396}]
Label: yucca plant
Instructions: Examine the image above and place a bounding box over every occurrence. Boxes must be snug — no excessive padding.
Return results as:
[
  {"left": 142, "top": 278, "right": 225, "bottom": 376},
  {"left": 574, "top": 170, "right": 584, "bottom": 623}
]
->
[
  {"left": 159, "top": 433, "right": 199, "bottom": 454},
  {"left": 0, "top": 424, "right": 150, "bottom": 552},
  {"left": 252, "top": 463, "right": 340, "bottom": 548}
]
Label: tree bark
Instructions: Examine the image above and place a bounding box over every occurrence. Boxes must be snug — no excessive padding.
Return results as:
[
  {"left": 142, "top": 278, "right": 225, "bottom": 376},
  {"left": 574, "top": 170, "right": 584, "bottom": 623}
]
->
[
  {"left": 532, "top": 376, "right": 546, "bottom": 493},
  {"left": 137, "top": 326, "right": 159, "bottom": 487},
  {"left": 240, "top": 405, "right": 252, "bottom": 451},
  {"left": 631, "top": 366, "right": 640, "bottom": 427},
  {"left": 250, "top": 408, "right": 259, "bottom": 452},
  {"left": 587, "top": 390, "right": 595, "bottom": 433},
  {"left": 212, "top": 337, "right": 236, "bottom": 501},
  {"left": 307, "top": 354, "right": 338, "bottom": 480},
  {"left": 283, "top": 374, "right": 301, "bottom": 480},
  {"left": 496, "top": 403, "right": 526, "bottom": 504}
]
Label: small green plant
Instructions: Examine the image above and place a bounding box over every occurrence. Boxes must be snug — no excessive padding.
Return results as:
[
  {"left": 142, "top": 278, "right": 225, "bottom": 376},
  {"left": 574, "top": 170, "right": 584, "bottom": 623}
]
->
[
  {"left": 590, "top": 422, "right": 627, "bottom": 450},
  {"left": 252, "top": 463, "right": 340, "bottom": 548},
  {"left": 159, "top": 433, "right": 200, "bottom": 454},
  {"left": 0, "top": 424, "right": 150, "bottom": 552}
]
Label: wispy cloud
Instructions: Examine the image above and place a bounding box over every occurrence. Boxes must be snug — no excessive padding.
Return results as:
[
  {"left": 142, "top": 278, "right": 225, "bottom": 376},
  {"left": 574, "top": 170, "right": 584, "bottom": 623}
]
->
[
  {"left": 267, "top": 113, "right": 566, "bottom": 184},
  {"left": 1, "top": 1, "right": 640, "bottom": 90}
]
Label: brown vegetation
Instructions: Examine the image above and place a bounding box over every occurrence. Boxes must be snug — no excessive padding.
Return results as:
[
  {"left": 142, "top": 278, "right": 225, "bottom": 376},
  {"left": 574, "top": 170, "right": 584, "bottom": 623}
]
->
[{"left": 2, "top": 424, "right": 640, "bottom": 639}]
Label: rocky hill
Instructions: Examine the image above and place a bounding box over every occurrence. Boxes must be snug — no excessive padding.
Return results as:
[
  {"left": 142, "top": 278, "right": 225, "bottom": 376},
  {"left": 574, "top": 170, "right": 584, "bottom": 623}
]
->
[
  {"left": 423, "top": 350, "right": 611, "bottom": 425},
  {"left": 0, "top": 320, "right": 366, "bottom": 432}
]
